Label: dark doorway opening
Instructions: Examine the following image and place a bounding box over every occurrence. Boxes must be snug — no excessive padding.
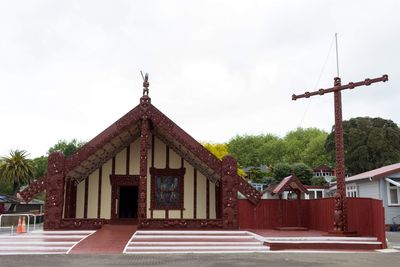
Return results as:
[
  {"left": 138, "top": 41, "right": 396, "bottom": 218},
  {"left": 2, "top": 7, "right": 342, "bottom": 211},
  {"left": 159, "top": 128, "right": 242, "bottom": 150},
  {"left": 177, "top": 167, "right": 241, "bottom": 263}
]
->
[{"left": 119, "top": 186, "right": 138, "bottom": 219}]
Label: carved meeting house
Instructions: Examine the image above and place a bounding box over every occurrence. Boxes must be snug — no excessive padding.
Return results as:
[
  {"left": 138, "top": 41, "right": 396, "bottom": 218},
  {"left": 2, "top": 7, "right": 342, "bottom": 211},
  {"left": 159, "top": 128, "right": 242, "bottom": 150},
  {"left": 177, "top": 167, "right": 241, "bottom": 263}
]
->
[{"left": 20, "top": 91, "right": 261, "bottom": 230}]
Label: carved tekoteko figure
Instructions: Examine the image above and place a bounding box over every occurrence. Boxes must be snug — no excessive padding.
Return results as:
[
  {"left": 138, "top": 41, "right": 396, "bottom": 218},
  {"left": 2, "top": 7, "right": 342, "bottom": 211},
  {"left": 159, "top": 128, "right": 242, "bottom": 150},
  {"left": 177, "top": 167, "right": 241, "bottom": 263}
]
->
[{"left": 142, "top": 72, "right": 149, "bottom": 96}]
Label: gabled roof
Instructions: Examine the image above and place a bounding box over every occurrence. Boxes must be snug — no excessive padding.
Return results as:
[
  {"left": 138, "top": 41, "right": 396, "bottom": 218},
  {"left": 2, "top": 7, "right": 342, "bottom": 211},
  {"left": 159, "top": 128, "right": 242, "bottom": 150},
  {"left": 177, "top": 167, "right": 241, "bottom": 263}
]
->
[
  {"left": 313, "top": 164, "right": 333, "bottom": 172},
  {"left": 272, "top": 174, "right": 309, "bottom": 195},
  {"left": 65, "top": 96, "right": 222, "bottom": 183},
  {"left": 20, "top": 94, "right": 262, "bottom": 204},
  {"left": 345, "top": 162, "right": 400, "bottom": 183}
]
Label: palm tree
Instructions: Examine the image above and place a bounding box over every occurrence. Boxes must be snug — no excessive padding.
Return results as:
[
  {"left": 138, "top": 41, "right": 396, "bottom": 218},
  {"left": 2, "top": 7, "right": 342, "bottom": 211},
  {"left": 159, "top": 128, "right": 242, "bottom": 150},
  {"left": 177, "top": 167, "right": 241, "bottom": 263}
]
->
[{"left": 0, "top": 150, "right": 35, "bottom": 196}]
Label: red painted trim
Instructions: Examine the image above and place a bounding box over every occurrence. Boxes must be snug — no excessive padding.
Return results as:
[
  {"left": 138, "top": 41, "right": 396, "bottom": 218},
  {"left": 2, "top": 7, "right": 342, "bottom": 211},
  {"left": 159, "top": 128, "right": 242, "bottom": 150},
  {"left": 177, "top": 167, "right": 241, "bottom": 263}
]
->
[
  {"left": 64, "top": 180, "right": 71, "bottom": 218},
  {"left": 181, "top": 158, "right": 184, "bottom": 219},
  {"left": 194, "top": 169, "right": 197, "bottom": 219},
  {"left": 215, "top": 183, "right": 220, "bottom": 219},
  {"left": 97, "top": 167, "right": 102, "bottom": 218},
  {"left": 206, "top": 179, "right": 210, "bottom": 219},
  {"left": 112, "top": 157, "right": 116, "bottom": 174},
  {"left": 150, "top": 134, "right": 155, "bottom": 219},
  {"left": 84, "top": 177, "right": 89, "bottom": 219},
  {"left": 151, "top": 134, "right": 155, "bottom": 168},
  {"left": 166, "top": 146, "right": 170, "bottom": 168},
  {"left": 70, "top": 182, "right": 77, "bottom": 218},
  {"left": 126, "top": 145, "right": 130, "bottom": 175},
  {"left": 149, "top": 167, "right": 185, "bottom": 210}
]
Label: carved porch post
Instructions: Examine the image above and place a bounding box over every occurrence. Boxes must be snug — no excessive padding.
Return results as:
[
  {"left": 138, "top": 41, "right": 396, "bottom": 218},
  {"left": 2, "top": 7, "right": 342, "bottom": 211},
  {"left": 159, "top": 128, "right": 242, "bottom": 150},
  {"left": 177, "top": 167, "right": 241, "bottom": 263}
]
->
[
  {"left": 138, "top": 116, "right": 150, "bottom": 224},
  {"left": 44, "top": 152, "right": 66, "bottom": 230},
  {"left": 221, "top": 155, "right": 239, "bottom": 229}
]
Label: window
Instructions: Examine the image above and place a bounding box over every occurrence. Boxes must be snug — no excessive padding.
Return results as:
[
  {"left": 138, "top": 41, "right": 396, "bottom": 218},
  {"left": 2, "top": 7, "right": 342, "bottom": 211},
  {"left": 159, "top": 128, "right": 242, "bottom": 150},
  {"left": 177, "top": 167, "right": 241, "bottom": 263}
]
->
[
  {"left": 305, "top": 189, "right": 324, "bottom": 199},
  {"left": 387, "top": 181, "right": 400, "bottom": 206},
  {"left": 346, "top": 183, "right": 358, "bottom": 197},
  {"left": 150, "top": 167, "right": 185, "bottom": 210}
]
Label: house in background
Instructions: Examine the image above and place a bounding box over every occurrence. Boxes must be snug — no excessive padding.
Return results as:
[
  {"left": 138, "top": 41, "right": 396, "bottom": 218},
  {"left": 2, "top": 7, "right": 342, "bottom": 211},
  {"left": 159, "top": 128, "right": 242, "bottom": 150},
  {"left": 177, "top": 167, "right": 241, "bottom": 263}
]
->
[
  {"left": 313, "top": 164, "right": 337, "bottom": 184},
  {"left": 303, "top": 186, "right": 329, "bottom": 199},
  {"left": 332, "top": 163, "right": 400, "bottom": 225}
]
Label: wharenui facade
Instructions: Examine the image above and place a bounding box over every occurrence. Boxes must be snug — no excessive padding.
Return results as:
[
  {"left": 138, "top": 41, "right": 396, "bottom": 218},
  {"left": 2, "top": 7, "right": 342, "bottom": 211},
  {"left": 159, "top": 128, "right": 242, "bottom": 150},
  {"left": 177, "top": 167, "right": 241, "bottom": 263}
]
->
[{"left": 19, "top": 77, "right": 261, "bottom": 230}]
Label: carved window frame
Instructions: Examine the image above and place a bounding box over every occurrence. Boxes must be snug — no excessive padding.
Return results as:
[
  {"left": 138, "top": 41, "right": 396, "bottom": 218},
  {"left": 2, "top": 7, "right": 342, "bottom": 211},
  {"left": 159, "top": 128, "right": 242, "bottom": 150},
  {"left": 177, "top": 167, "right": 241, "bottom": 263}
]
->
[{"left": 150, "top": 167, "right": 185, "bottom": 210}]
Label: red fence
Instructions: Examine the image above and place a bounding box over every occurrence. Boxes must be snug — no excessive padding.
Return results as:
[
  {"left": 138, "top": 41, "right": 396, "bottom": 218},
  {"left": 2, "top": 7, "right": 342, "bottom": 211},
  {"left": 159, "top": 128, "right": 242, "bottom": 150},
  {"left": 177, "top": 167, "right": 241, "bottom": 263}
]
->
[{"left": 238, "top": 197, "right": 386, "bottom": 246}]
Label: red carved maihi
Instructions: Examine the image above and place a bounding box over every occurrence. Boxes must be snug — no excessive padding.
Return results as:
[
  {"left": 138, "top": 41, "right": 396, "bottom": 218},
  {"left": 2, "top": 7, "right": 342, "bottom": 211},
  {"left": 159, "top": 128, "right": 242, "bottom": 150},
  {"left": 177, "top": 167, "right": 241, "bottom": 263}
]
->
[
  {"left": 292, "top": 74, "right": 388, "bottom": 234},
  {"left": 19, "top": 175, "right": 47, "bottom": 203}
]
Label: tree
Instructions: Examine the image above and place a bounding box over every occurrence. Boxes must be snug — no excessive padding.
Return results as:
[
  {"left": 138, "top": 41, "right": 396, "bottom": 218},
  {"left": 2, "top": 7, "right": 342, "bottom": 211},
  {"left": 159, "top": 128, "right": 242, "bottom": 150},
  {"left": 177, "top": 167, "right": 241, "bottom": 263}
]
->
[
  {"left": 283, "top": 127, "right": 330, "bottom": 167},
  {"left": 203, "top": 142, "right": 246, "bottom": 177},
  {"left": 272, "top": 162, "right": 313, "bottom": 185},
  {"left": 292, "top": 162, "right": 313, "bottom": 185},
  {"left": 32, "top": 156, "right": 47, "bottom": 179},
  {"left": 202, "top": 142, "right": 229, "bottom": 160},
  {"left": 227, "top": 129, "right": 330, "bottom": 169},
  {"left": 272, "top": 162, "right": 292, "bottom": 182},
  {"left": 325, "top": 117, "right": 400, "bottom": 174},
  {"left": 310, "top": 176, "right": 327, "bottom": 186},
  {"left": 0, "top": 150, "right": 35, "bottom": 195},
  {"left": 48, "top": 139, "right": 86, "bottom": 157},
  {"left": 227, "top": 134, "right": 285, "bottom": 167}
]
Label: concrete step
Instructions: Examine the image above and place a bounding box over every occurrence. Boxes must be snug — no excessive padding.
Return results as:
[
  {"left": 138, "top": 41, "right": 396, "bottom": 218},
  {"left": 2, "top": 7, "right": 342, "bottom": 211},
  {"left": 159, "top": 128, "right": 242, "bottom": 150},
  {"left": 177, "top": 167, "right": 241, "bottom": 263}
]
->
[
  {"left": 0, "top": 230, "right": 93, "bottom": 255},
  {"left": 266, "top": 240, "right": 382, "bottom": 251},
  {"left": 124, "top": 230, "right": 267, "bottom": 254}
]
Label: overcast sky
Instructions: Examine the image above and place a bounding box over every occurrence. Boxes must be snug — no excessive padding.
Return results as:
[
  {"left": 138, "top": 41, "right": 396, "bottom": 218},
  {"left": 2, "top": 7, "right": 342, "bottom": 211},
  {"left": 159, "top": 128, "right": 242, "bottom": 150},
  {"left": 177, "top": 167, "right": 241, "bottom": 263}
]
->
[{"left": 0, "top": 0, "right": 399, "bottom": 158}]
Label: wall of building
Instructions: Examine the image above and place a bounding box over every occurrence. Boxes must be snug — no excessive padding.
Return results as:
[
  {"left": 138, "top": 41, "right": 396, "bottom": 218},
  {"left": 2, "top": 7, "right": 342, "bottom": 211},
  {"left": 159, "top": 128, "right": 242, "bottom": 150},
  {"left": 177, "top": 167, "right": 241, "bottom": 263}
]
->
[
  {"left": 357, "top": 180, "right": 380, "bottom": 199},
  {"left": 380, "top": 178, "right": 400, "bottom": 224},
  {"left": 72, "top": 134, "right": 217, "bottom": 220}
]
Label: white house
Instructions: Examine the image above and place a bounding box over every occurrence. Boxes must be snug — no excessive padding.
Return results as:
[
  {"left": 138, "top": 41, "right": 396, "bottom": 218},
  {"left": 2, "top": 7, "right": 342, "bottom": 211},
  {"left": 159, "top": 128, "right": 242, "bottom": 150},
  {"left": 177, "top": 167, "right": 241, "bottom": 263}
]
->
[{"left": 333, "top": 163, "right": 400, "bottom": 225}]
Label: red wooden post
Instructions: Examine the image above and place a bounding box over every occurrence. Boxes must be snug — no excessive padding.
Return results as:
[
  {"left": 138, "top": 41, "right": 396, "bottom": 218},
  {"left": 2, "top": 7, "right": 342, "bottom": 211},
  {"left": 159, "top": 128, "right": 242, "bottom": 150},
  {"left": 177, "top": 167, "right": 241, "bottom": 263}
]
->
[
  {"left": 221, "top": 155, "right": 239, "bottom": 229},
  {"left": 138, "top": 118, "right": 149, "bottom": 224},
  {"left": 292, "top": 74, "right": 388, "bottom": 234},
  {"left": 44, "top": 152, "right": 65, "bottom": 230}
]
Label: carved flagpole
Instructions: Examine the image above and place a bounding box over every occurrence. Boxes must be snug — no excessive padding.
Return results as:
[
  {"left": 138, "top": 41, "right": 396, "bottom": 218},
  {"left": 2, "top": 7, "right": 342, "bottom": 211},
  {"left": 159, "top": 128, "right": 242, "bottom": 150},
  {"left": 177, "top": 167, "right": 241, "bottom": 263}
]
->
[{"left": 292, "top": 74, "right": 388, "bottom": 234}]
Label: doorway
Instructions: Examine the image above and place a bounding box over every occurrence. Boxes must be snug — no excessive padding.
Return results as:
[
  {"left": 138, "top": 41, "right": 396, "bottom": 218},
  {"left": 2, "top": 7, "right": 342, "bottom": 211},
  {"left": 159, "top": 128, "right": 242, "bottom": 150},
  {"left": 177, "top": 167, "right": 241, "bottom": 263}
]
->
[{"left": 118, "top": 186, "right": 138, "bottom": 219}]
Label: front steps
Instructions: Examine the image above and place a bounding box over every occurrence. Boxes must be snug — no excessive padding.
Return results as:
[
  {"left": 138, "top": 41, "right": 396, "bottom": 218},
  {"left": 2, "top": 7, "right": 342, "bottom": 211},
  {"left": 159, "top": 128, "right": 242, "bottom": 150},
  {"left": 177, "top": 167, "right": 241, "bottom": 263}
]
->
[
  {"left": 264, "top": 236, "right": 383, "bottom": 251},
  {"left": 124, "top": 230, "right": 269, "bottom": 254},
  {"left": 0, "top": 230, "right": 94, "bottom": 255}
]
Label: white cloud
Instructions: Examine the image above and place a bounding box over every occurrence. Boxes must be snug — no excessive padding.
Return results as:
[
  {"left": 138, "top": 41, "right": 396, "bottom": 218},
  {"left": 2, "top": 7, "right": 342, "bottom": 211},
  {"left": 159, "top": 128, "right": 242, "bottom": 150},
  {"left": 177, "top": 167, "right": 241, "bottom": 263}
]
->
[{"left": 0, "top": 0, "right": 399, "bottom": 158}]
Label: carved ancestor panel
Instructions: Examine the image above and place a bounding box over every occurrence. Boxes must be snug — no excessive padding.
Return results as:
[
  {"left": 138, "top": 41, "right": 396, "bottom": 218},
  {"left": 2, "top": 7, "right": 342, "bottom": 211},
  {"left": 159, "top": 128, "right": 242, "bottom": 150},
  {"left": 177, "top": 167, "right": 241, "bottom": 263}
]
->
[
  {"left": 221, "top": 155, "right": 239, "bottom": 229},
  {"left": 19, "top": 175, "right": 47, "bottom": 203},
  {"left": 44, "top": 152, "right": 66, "bottom": 230},
  {"left": 140, "top": 219, "right": 223, "bottom": 229},
  {"left": 150, "top": 167, "right": 185, "bottom": 210}
]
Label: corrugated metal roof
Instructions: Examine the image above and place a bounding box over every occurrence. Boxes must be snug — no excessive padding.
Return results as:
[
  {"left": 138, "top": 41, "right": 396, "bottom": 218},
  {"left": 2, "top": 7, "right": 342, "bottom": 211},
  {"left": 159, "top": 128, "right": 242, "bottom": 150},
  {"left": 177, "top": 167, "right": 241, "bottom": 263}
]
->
[{"left": 346, "top": 162, "right": 400, "bottom": 182}]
